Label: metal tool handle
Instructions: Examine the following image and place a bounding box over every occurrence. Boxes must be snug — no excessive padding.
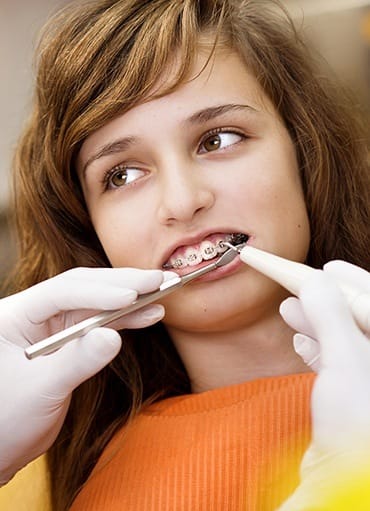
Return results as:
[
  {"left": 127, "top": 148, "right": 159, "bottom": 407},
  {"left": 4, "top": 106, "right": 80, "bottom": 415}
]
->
[
  {"left": 24, "top": 277, "right": 182, "bottom": 359},
  {"left": 24, "top": 246, "right": 240, "bottom": 360}
]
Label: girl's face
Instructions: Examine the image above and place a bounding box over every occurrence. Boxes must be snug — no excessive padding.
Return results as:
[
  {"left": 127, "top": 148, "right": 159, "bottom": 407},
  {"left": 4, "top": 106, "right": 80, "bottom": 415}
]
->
[{"left": 77, "top": 49, "right": 310, "bottom": 333}]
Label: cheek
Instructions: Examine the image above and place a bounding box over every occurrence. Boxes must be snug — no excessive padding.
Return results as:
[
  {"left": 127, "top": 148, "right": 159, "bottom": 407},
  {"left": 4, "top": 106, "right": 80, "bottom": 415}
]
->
[
  {"left": 250, "top": 141, "right": 305, "bottom": 216},
  {"left": 231, "top": 146, "right": 310, "bottom": 254},
  {"left": 89, "top": 202, "right": 150, "bottom": 267},
  {"left": 259, "top": 177, "right": 310, "bottom": 260}
]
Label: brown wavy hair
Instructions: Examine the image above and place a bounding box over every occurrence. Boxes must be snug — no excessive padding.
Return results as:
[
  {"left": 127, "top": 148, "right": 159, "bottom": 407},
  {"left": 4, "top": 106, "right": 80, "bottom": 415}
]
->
[{"left": 9, "top": 0, "right": 369, "bottom": 509}]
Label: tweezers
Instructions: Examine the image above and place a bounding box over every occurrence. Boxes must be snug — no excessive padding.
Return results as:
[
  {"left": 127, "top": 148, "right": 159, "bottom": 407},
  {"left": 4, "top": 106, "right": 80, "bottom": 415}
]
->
[{"left": 25, "top": 244, "right": 245, "bottom": 359}]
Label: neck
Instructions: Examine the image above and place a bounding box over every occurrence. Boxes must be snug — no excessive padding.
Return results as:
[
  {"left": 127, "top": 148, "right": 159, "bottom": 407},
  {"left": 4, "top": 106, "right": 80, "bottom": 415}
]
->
[{"left": 166, "top": 313, "right": 311, "bottom": 393}]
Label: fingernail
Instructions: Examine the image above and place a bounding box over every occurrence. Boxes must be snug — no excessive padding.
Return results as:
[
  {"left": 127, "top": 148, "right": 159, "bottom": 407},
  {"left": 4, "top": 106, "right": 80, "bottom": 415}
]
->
[{"left": 141, "top": 304, "right": 165, "bottom": 320}]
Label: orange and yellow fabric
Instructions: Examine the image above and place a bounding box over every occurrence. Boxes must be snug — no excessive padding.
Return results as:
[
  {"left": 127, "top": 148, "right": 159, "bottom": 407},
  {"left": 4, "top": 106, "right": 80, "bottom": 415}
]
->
[
  {"left": 70, "top": 373, "right": 314, "bottom": 510},
  {"left": 2, "top": 372, "right": 370, "bottom": 511}
]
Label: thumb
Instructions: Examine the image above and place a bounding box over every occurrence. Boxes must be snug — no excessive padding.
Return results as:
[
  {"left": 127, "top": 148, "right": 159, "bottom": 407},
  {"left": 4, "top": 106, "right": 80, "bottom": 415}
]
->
[
  {"left": 279, "top": 296, "right": 316, "bottom": 339},
  {"left": 299, "top": 271, "right": 361, "bottom": 367},
  {"left": 44, "top": 328, "right": 122, "bottom": 394}
]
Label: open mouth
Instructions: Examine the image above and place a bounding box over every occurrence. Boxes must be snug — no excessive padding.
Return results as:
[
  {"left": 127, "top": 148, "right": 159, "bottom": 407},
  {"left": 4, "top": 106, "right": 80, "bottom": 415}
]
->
[{"left": 163, "top": 233, "right": 249, "bottom": 270}]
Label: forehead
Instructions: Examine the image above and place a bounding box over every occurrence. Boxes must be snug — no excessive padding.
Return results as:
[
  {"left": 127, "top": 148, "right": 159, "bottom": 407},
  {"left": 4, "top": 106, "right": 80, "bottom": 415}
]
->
[
  {"left": 149, "top": 43, "right": 271, "bottom": 110},
  {"left": 77, "top": 48, "right": 275, "bottom": 165}
]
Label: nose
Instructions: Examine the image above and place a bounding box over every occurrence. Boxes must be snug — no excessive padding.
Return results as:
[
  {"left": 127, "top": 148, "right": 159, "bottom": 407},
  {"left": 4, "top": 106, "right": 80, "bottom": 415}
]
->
[{"left": 157, "top": 161, "right": 215, "bottom": 225}]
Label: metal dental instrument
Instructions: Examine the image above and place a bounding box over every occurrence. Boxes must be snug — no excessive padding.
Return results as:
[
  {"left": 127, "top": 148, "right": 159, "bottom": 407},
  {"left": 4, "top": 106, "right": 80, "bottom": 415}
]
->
[
  {"left": 25, "top": 246, "right": 242, "bottom": 359},
  {"left": 224, "top": 243, "right": 370, "bottom": 333}
]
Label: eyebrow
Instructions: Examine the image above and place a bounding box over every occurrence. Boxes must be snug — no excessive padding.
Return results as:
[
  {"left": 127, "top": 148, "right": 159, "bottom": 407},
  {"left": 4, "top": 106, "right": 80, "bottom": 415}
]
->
[
  {"left": 82, "top": 136, "right": 138, "bottom": 177},
  {"left": 82, "top": 103, "right": 257, "bottom": 176},
  {"left": 185, "top": 103, "right": 257, "bottom": 125}
]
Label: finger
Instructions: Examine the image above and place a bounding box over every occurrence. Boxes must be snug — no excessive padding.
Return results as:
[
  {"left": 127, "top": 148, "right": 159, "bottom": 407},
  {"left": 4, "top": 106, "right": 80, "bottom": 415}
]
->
[
  {"left": 106, "top": 304, "right": 165, "bottom": 330},
  {"left": 21, "top": 269, "right": 165, "bottom": 323},
  {"left": 58, "top": 267, "right": 165, "bottom": 288},
  {"left": 43, "top": 327, "right": 122, "bottom": 394},
  {"left": 324, "top": 260, "right": 370, "bottom": 293},
  {"left": 299, "top": 270, "right": 363, "bottom": 367},
  {"left": 323, "top": 261, "right": 370, "bottom": 333},
  {"left": 279, "top": 297, "right": 316, "bottom": 338},
  {"left": 163, "top": 271, "right": 179, "bottom": 281},
  {"left": 55, "top": 302, "right": 166, "bottom": 331},
  {"left": 27, "top": 282, "right": 138, "bottom": 323},
  {"left": 293, "top": 333, "right": 321, "bottom": 371},
  {"left": 51, "top": 267, "right": 165, "bottom": 295}
]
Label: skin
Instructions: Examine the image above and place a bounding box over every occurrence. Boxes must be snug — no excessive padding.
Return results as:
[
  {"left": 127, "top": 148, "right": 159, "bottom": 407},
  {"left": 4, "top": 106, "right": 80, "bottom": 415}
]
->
[{"left": 77, "top": 48, "right": 311, "bottom": 392}]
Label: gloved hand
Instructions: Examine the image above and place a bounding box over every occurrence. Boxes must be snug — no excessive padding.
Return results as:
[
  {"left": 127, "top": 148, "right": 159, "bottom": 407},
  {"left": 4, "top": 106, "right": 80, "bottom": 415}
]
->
[
  {"left": 0, "top": 267, "right": 172, "bottom": 485},
  {"left": 278, "top": 261, "right": 370, "bottom": 510}
]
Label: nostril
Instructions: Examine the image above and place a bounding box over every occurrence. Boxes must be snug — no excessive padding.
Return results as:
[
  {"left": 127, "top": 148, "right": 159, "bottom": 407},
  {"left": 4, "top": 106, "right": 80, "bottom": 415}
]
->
[{"left": 194, "top": 206, "right": 205, "bottom": 216}]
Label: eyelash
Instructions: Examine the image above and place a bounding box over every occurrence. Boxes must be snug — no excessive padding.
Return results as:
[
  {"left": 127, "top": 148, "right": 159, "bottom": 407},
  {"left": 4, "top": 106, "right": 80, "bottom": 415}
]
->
[
  {"left": 101, "top": 127, "right": 247, "bottom": 191},
  {"left": 101, "top": 163, "right": 132, "bottom": 191},
  {"left": 198, "top": 127, "right": 246, "bottom": 153}
]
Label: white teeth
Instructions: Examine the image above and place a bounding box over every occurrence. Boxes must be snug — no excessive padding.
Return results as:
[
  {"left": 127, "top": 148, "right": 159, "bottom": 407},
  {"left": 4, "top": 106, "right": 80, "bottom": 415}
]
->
[
  {"left": 200, "top": 240, "right": 218, "bottom": 260},
  {"left": 184, "top": 247, "right": 203, "bottom": 266},
  {"left": 170, "top": 256, "right": 186, "bottom": 269},
  {"left": 166, "top": 234, "right": 239, "bottom": 268}
]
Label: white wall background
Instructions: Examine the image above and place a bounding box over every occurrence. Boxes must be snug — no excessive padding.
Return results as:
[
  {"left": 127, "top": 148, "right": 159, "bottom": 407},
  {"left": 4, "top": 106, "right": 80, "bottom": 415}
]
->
[
  {"left": 0, "top": 0, "right": 71, "bottom": 213},
  {"left": 0, "top": 0, "right": 369, "bottom": 213}
]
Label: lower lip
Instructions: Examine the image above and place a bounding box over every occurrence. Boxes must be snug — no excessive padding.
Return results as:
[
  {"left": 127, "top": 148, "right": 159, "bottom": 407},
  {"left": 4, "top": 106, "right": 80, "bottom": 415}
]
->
[{"left": 180, "top": 252, "right": 245, "bottom": 283}]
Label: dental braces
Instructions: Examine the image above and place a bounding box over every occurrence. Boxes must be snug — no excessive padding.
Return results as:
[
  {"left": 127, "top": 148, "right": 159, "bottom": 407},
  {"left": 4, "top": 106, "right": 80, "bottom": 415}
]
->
[{"left": 163, "top": 233, "right": 248, "bottom": 269}]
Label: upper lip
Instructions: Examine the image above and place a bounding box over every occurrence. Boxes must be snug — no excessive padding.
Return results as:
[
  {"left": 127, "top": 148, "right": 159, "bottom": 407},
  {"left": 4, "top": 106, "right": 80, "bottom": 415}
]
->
[{"left": 160, "top": 228, "right": 245, "bottom": 267}]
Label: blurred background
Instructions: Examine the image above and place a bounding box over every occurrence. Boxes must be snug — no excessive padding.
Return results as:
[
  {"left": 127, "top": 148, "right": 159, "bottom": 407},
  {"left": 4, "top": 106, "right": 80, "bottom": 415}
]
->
[{"left": 0, "top": 0, "right": 369, "bottom": 294}]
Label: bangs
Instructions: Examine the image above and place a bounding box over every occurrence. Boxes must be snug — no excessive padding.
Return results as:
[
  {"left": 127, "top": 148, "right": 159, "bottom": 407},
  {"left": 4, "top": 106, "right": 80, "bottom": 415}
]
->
[{"left": 49, "top": 0, "right": 229, "bottom": 151}]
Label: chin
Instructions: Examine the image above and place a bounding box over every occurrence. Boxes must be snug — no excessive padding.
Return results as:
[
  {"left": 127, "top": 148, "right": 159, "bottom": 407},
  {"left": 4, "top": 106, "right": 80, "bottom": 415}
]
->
[{"left": 162, "top": 276, "right": 287, "bottom": 334}]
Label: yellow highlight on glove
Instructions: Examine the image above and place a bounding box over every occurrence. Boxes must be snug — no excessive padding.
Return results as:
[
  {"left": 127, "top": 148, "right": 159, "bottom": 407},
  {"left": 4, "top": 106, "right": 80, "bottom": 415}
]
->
[{"left": 318, "top": 469, "right": 370, "bottom": 511}]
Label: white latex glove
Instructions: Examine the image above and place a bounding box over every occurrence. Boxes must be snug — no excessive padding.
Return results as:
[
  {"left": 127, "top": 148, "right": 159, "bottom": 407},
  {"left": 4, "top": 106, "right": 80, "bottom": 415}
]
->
[
  {"left": 0, "top": 267, "right": 173, "bottom": 485},
  {"left": 278, "top": 261, "right": 370, "bottom": 510}
]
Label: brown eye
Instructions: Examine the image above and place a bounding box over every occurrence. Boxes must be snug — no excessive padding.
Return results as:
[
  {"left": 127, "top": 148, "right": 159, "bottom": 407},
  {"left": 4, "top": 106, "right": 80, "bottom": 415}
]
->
[
  {"left": 111, "top": 169, "right": 127, "bottom": 187},
  {"left": 203, "top": 134, "right": 221, "bottom": 151},
  {"left": 199, "top": 131, "right": 244, "bottom": 154},
  {"left": 105, "top": 165, "right": 145, "bottom": 190}
]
